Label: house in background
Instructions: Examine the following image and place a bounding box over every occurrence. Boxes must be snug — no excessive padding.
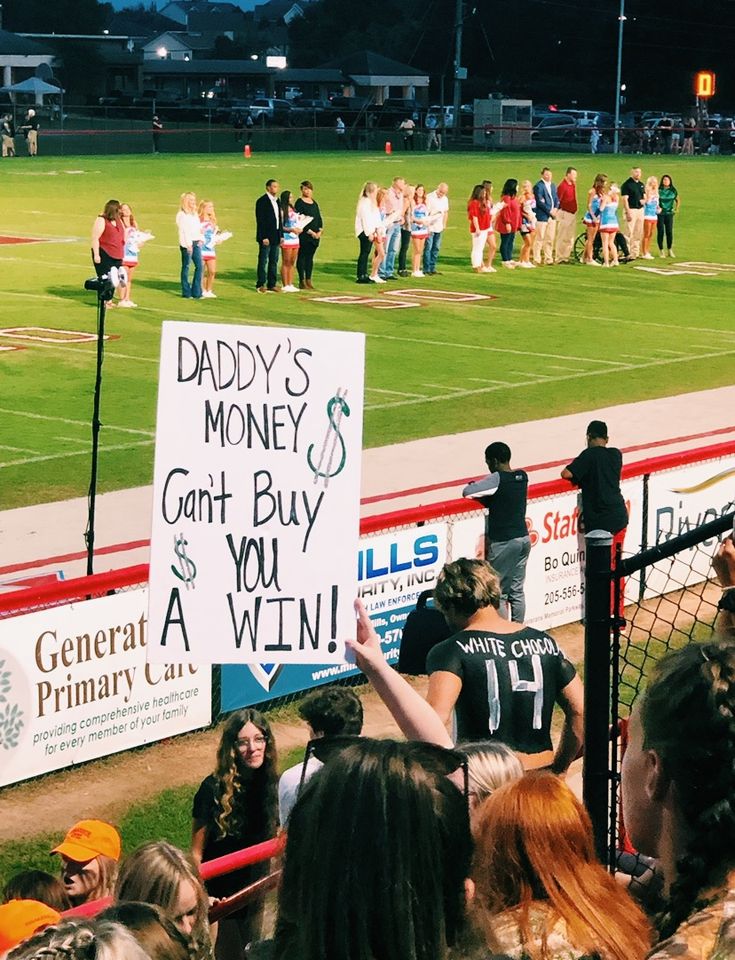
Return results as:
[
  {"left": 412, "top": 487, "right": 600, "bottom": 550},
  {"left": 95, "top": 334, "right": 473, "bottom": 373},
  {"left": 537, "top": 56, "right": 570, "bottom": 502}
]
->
[
  {"left": 0, "top": 28, "right": 55, "bottom": 89},
  {"left": 324, "top": 51, "right": 429, "bottom": 105}
]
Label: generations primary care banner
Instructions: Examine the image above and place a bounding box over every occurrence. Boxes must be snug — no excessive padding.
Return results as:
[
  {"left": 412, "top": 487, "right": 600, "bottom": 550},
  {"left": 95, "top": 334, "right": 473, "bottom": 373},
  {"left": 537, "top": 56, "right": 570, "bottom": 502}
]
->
[
  {"left": 0, "top": 589, "right": 211, "bottom": 788},
  {"left": 220, "top": 523, "right": 448, "bottom": 711},
  {"left": 147, "top": 322, "right": 365, "bottom": 667}
]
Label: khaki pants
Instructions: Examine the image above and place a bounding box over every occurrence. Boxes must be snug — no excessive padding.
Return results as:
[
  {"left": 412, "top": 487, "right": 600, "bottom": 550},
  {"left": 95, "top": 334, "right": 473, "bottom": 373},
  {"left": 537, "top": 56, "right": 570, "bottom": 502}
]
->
[
  {"left": 27, "top": 130, "right": 38, "bottom": 156},
  {"left": 2, "top": 134, "right": 15, "bottom": 157},
  {"left": 624, "top": 207, "right": 644, "bottom": 258},
  {"left": 554, "top": 210, "right": 576, "bottom": 262},
  {"left": 532, "top": 219, "right": 556, "bottom": 264}
]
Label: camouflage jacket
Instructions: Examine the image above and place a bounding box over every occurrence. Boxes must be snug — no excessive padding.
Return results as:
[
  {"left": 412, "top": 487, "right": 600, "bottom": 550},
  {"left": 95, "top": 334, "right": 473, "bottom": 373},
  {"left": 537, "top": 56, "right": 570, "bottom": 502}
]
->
[{"left": 647, "top": 882, "right": 735, "bottom": 960}]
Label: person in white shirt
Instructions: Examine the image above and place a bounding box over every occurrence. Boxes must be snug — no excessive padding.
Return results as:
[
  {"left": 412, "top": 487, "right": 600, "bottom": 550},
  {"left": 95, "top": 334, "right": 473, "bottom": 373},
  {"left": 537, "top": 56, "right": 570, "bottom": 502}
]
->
[
  {"left": 423, "top": 182, "right": 449, "bottom": 275},
  {"left": 354, "top": 181, "right": 382, "bottom": 284},
  {"left": 175, "top": 191, "right": 203, "bottom": 298},
  {"left": 278, "top": 686, "right": 363, "bottom": 825}
]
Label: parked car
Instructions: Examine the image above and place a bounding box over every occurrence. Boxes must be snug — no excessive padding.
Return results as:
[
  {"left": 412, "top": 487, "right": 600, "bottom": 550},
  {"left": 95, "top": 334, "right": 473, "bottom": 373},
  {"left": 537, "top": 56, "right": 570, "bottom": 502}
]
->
[
  {"left": 290, "top": 98, "right": 335, "bottom": 124},
  {"left": 249, "top": 97, "right": 292, "bottom": 123},
  {"left": 284, "top": 86, "right": 302, "bottom": 101}
]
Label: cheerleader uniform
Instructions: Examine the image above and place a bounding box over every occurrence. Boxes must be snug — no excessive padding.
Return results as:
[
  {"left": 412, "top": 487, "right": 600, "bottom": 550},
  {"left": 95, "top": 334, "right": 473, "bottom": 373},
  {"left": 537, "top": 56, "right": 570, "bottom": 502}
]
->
[
  {"left": 281, "top": 207, "right": 300, "bottom": 249},
  {"left": 411, "top": 202, "right": 429, "bottom": 239},
  {"left": 122, "top": 226, "right": 142, "bottom": 268},
  {"left": 520, "top": 196, "right": 536, "bottom": 235},
  {"left": 643, "top": 195, "right": 659, "bottom": 223},
  {"left": 201, "top": 218, "right": 217, "bottom": 261},
  {"left": 583, "top": 193, "right": 602, "bottom": 226},
  {"left": 599, "top": 198, "right": 619, "bottom": 234}
]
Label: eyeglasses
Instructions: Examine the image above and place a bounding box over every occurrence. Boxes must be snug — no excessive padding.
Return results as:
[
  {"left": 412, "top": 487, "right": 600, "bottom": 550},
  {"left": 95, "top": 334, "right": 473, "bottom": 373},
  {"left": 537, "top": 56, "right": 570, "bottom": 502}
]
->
[{"left": 237, "top": 736, "right": 267, "bottom": 748}]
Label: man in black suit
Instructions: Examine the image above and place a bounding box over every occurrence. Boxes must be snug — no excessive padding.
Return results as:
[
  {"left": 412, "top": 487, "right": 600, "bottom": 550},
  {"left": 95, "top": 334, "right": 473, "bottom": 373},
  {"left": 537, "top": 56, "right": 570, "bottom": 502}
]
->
[{"left": 255, "top": 178, "right": 282, "bottom": 292}]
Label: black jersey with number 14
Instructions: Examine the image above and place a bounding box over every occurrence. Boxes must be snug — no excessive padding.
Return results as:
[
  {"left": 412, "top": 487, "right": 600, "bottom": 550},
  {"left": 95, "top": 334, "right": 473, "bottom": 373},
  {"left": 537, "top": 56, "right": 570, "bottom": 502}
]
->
[{"left": 426, "top": 627, "right": 577, "bottom": 752}]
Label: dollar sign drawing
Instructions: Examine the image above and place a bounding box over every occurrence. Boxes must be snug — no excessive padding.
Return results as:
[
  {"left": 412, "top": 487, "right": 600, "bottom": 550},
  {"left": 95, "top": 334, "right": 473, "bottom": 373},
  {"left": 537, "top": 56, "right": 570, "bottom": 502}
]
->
[
  {"left": 306, "top": 388, "right": 350, "bottom": 488},
  {"left": 171, "top": 532, "right": 197, "bottom": 589}
]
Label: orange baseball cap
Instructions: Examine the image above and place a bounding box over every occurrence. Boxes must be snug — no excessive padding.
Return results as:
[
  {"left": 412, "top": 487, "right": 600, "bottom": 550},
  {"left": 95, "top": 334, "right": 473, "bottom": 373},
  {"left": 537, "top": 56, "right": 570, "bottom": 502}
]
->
[
  {"left": 50, "top": 819, "right": 121, "bottom": 863},
  {"left": 0, "top": 899, "right": 61, "bottom": 952}
]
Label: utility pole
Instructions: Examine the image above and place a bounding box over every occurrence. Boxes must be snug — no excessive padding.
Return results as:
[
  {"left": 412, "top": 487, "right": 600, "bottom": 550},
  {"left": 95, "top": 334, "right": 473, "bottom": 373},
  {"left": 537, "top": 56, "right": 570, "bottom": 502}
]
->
[
  {"left": 452, "top": 0, "right": 464, "bottom": 141},
  {"left": 613, "top": 0, "right": 625, "bottom": 153}
]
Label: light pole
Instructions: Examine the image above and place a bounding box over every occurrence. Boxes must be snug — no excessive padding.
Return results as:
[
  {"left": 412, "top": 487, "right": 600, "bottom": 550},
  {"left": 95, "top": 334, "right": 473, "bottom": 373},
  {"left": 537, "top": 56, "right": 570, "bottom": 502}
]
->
[
  {"left": 452, "top": 0, "right": 464, "bottom": 142},
  {"left": 613, "top": 0, "right": 626, "bottom": 153}
]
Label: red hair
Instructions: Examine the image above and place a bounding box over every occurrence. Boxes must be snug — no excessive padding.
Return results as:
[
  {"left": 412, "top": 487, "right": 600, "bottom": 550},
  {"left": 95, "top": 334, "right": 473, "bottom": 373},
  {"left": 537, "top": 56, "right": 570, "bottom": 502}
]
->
[{"left": 472, "top": 772, "right": 651, "bottom": 960}]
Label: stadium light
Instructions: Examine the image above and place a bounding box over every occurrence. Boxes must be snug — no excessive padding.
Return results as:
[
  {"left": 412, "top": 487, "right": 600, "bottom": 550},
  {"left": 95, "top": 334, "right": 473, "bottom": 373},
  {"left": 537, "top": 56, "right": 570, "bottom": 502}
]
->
[
  {"left": 157, "top": 46, "right": 168, "bottom": 59},
  {"left": 613, "top": 0, "right": 625, "bottom": 154}
]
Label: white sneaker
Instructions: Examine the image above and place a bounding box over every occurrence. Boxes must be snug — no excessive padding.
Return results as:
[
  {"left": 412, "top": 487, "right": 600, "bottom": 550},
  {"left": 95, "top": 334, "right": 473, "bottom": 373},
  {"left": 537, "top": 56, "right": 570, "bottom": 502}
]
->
[
  {"left": 282, "top": 285, "right": 295, "bottom": 293},
  {"left": 202, "top": 290, "right": 216, "bottom": 298},
  {"left": 584, "top": 259, "right": 601, "bottom": 266},
  {"left": 659, "top": 251, "right": 667, "bottom": 258},
  {"left": 118, "top": 299, "right": 134, "bottom": 307},
  {"left": 519, "top": 262, "right": 535, "bottom": 269},
  {"left": 668, "top": 249, "right": 675, "bottom": 257},
  {"left": 642, "top": 253, "right": 654, "bottom": 260},
  {"left": 501, "top": 261, "right": 515, "bottom": 269},
  {"left": 411, "top": 270, "right": 424, "bottom": 277},
  {"left": 372, "top": 275, "right": 387, "bottom": 284},
  {"left": 481, "top": 265, "right": 496, "bottom": 273}
]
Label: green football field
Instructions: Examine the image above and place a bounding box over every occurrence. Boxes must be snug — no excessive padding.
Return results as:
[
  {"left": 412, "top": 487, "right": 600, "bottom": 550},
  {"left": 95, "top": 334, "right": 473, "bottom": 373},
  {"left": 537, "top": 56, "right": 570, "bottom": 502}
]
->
[{"left": 1, "top": 150, "right": 734, "bottom": 511}]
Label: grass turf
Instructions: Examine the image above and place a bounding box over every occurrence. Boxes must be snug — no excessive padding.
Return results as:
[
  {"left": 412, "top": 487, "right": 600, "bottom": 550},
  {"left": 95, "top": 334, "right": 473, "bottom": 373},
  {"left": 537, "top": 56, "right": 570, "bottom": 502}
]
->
[{"left": 1, "top": 151, "right": 734, "bottom": 510}]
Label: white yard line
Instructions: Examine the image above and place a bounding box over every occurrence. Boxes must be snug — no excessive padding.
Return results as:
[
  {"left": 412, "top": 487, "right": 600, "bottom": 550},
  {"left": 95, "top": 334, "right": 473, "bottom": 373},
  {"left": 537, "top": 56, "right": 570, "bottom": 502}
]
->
[
  {"left": 0, "top": 407, "right": 154, "bottom": 436},
  {"left": 0, "top": 439, "right": 154, "bottom": 470}
]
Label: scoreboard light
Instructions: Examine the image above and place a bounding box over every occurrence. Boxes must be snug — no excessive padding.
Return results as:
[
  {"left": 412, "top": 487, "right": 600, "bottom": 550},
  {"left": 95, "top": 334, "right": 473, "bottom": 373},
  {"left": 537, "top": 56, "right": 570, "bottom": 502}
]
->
[{"left": 695, "top": 71, "right": 716, "bottom": 98}]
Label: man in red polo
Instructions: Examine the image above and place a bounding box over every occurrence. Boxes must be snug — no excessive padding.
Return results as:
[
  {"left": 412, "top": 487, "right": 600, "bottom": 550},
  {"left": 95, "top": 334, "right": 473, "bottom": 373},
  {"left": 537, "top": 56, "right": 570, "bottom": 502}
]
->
[{"left": 554, "top": 166, "right": 578, "bottom": 263}]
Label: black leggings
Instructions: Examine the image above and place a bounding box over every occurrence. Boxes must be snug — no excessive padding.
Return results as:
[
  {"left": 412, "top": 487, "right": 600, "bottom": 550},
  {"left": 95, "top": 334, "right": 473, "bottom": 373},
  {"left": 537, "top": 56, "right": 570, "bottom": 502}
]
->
[
  {"left": 397, "top": 229, "right": 411, "bottom": 272},
  {"left": 92, "top": 248, "right": 122, "bottom": 278},
  {"left": 357, "top": 232, "right": 373, "bottom": 279},
  {"left": 657, "top": 213, "right": 674, "bottom": 251},
  {"left": 297, "top": 239, "right": 319, "bottom": 282}
]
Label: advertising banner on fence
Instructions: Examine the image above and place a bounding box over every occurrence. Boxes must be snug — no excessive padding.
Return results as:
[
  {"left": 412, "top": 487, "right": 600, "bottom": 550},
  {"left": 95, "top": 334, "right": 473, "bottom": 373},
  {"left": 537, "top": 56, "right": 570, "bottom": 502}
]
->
[
  {"left": 0, "top": 589, "right": 211, "bottom": 788},
  {"left": 220, "top": 523, "right": 448, "bottom": 712},
  {"left": 644, "top": 456, "right": 735, "bottom": 598},
  {"left": 450, "top": 481, "right": 642, "bottom": 630},
  {"left": 148, "top": 322, "right": 365, "bottom": 666}
]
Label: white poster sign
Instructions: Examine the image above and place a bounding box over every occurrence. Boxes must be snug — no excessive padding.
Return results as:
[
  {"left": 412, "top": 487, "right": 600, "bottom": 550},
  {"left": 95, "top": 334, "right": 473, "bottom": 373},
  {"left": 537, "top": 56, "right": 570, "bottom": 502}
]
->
[
  {"left": 0, "top": 589, "right": 211, "bottom": 788},
  {"left": 147, "top": 322, "right": 365, "bottom": 665},
  {"left": 644, "top": 456, "right": 735, "bottom": 598}
]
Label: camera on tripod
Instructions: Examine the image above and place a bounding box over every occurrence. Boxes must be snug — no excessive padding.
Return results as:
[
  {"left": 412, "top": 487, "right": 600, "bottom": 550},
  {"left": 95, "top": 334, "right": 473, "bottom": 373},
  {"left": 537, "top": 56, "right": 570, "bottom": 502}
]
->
[{"left": 84, "top": 266, "right": 128, "bottom": 301}]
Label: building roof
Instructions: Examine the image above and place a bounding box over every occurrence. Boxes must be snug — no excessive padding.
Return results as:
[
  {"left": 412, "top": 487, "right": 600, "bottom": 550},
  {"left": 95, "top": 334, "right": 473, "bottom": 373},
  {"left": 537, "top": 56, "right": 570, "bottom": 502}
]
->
[
  {"left": 0, "top": 29, "right": 55, "bottom": 56},
  {"left": 279, "top": 67, "right": 343, "bottom": 83},
  {"left": 253, "top": 0, "right": 304, "bottom": 22},
  {"left": 323, "top": 50, "right": 427, "bottom": 79}
]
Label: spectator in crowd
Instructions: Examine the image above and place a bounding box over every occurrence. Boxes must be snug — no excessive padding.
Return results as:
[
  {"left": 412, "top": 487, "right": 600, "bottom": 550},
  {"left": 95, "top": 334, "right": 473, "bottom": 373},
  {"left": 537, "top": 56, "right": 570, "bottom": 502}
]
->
[
  {"left": 657, "top": 174, "right": 679, "bottom": 258},
  {"left": 425, "top": 111, "right": 440, "bottom": 151},
  {"left": 255, "top": 179, "right": 282, "bottom": 293},
  {"left": 396, "top": 182, "right": 414, "bottom": 277},
  {"left": 233, "top": 112, "right": 244, "bottom": 143},
  {"left": 658, "top": 115, "right": 673, "bottom": 154},
  {"left": 496, "top": 178, "right": 521, "bottom": 268},
  {"left": 278, "top": 687, "right": 363, "bottom": 824},
  {"left": 425, "top": 558, "right": 584, "bottom": 771},
  {"left": 335, "top": 115, "right": 345, "bottom": 147},
  {"left": 278, "top": 190, "right": 302, "bottom": 293},
  {"left": 270, "top": 738, "right": 472, "bottom": 960},
  {"left": 621, "top": 166, "right": 645, "bottom": 258},
  {"left": 482, "top": 180, "right": 499, "bottom": 272},
  {"left": 532, "top": 167, "right": 558, "bottom": 266},
  {"left": 399, "top": 115, "right": 415, "bottom": 150},
  {"left": 621, "top": 636, "right": 735, "bottom": 958},
  {"left": 116, "top": 842, "right": 210, "bottom": 960},
  {"left": 590, "top": 124, "right": 601, "bottom": 154},
  {"left": 378, "top": 176, "right": 405, "bottom": 281},
  {"left": 99, "top": 902, "right": 191, "bottom": 960},
  {"left": 192, "top": 709, "right": 278, "bottom": 958},
  {"left": 176, "top": 192, "right": 203, "bottom": 299},
  {"left": 409, "top": 183, "right": 429, "bottom": 277},
  {"left": 561, "top": 419, "right": 628, "bottom": 619},
  {"left": 473, "top": 772, "right": 652, "bottom": 960},
  {"left": 463, "top": 741, "right": 524, "bottom": 822},
  {"left": 422, "top": 181, "right": 449, "bottom": 275},
  {"left": 8, "top": 920, "right": 151, "bottom": 960},
  {"left": 681, "top": 118, "right": 695, "bottom": 155},
  {"left": 295, "top": 180, "right": 323, "bottom": 290},
  {"left": 354, "top": 181, "right": 381, "bottom": 284},
  {"left": 468, "top": 183, "right": 491, "bottom": 274},
  {"left": 582, "top": 173, "right": 606, "bottom": 266},
  {"left": 152, "top": 116, "right": 163, "bottom": 153},
  {"left": 120, "top": 202, "right": 154, "bottom": 307},
  {"left": 518, "top": 179, "right": 537, "bottom": 268},
  {"left": 51, "top": 820, "right": 121, "bottom": 908},
  {"left": 462, "top": 441, "right": 531, "bottom": 622},
  {"left": 2, "top": 873, "right": 70, "bottom": 913},
  {"left": 714, "top": 535, "right": 735, "bottom": 635},
  {"left": 19, "top": 110, "right": 39, "bottom": 157},
  {"left": 1, "top": 114, "right": 15, "bottom": 156},
  {"left": 554, "top": 166, "right": 578, "bottom": 263},
  {"left": 396, "top": 589, "right": 452, "bottom": 675},
  {"left": 0, "top": 901, "right": 61, "bottom": 955},
  {"left": 641, "top": 175, "right": 660, "bottom": 260},
  {"left": 91, "top": 200, "right": 125, "bottom": 299},
  {"left": 199, "top": 200, "right": 230, "bottom": 299}
]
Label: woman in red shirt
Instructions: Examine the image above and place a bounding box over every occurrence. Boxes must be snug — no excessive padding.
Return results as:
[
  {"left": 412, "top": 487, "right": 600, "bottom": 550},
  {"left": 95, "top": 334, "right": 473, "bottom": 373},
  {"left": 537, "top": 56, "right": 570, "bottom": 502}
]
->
[
  {"left": 467, "top": 184, "right": 491, "bottom": 273},
  {"left": 91, "top": 199, "right": 125, "bottom": 303},
  {"left": 496, "top": 179, "right": 521, "bottom": 269}
]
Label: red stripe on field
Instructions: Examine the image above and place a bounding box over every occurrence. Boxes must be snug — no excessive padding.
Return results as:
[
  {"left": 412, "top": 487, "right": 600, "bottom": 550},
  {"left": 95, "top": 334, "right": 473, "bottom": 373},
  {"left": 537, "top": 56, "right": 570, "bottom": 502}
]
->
[
  {"left": 0, "top": 236, "right": 51, "bottom": 245},
  {"left": 359, "top": 424, "right": 735, "bottom": 505}
]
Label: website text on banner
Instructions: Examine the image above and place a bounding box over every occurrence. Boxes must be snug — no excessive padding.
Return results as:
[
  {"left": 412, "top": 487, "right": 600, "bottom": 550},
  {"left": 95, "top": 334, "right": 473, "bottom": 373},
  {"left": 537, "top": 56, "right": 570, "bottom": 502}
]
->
[
  {"left": 0, "top": 589, "right": 212, "bottom": 788},
  {"left": 147, "top": 322, "right": 365, "bottom": 667},
  {"left": 220, "top": 524, "right": 446, "bottom": 710}
]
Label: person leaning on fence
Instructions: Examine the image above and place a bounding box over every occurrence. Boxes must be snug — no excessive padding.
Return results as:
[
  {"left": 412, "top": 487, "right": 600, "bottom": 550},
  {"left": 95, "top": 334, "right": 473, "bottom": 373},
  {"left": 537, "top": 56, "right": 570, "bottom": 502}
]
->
[
  {"left": 621, "top": 636, "right": 735, "bottom": 958},
  {"left": 51, "top": 819, "right": 121, "bottom": 908},
  {"left": 278, "top": 686, "right": 363, "bottom": 824},
  {"left": 425, "top": 558, "right": 584, "bottom": 772},
  {"left": 462, "top": 441, "right": 531, "bottom": 622}
]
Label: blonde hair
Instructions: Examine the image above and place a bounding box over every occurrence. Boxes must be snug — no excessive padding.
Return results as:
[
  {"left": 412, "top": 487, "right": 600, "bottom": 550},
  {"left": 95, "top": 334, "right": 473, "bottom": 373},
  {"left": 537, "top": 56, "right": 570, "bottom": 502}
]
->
[
  {"left": 473, "top": 773, "right": 651, "bottom": 960},
  {"left": 115, "top": 843, "right": 210, "bottom": 959},
  {"left": 59, "top": 855, "right": 118, "bottom": 905},
  {"left": 645, "top": 175, "right": 658, "bottom": 191},
  {"left": 179, "top": 192, "right": 196, "bottom": 211},
  {"left": 359, "top": 181, "right": 377, "bottom": 200},
  {"left": 462, "top": 741, "right": 524, "bottom": 808},
  {"left": 9, "top": 920, "right": 152, "bottom": 960},
  {"left": 197, "top": 200, "right": 216, "bottom": 224}
]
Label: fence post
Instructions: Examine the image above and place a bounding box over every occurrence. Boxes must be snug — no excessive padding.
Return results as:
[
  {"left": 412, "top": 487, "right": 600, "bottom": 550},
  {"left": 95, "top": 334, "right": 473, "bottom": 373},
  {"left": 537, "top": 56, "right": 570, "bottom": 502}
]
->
[{"left": 583, "top": 528, "right": 613, "bottom": 863}]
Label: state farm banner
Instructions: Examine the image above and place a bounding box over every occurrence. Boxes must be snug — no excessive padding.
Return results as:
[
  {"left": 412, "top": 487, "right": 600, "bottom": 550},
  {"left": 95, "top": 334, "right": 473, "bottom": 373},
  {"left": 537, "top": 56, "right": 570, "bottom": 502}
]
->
[
  {"left": 643, "top": 456, "right": 735, "bottom": 598},
  {"left": 147, "top": 322, "right": 365, "bottom": 666},
  {"left": 0, "top": 589, "right": 211, "bottom": 788},
  {"left": 450, "top": 480, "right": 642, "bottom": 631}
]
